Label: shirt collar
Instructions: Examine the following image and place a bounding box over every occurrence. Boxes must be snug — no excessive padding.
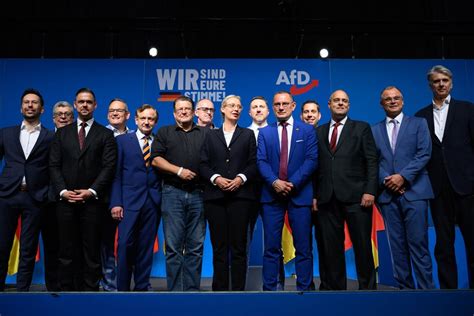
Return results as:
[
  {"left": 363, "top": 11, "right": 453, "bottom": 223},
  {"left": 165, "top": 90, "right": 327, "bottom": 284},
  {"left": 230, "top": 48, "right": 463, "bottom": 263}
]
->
[
  {"left": 386, "top": 112, "right": 404, "bottom": 125},
  {"left": 77, "top": 118, "right": 94, "bottom": 127},
  {"left": 21, "top": 121, "right": 42, "bottom": 132},
  {"left": 249, "top": 121, "right": 268, "bottom": 131},
  {"left": 136, "top": 129, "right": 153, "bottom": 141},
  {"left": 279, "top": 116, "right": 294, "bottom": 126},
  {"left": 432, "top": 94, "right": 451, "bottom": 110},
  {"left": 330, "top": 116, "right": 348, "bottom": 127}
]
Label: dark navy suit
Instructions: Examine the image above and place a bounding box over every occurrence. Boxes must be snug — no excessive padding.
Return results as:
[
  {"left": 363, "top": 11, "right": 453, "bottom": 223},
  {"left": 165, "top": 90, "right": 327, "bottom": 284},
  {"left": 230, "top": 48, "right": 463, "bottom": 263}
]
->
[
  {"left": 0, "top": 125, "right": 54, "bottom": 291},
  {"left": 257, "top": 119, "right": 318, "bottom": 291},
  {"left": 109, "top": 132, "right": 161, "bottom": 291},
  {"left": 372, "top": 115, "right": 435, "bottom": 289}
]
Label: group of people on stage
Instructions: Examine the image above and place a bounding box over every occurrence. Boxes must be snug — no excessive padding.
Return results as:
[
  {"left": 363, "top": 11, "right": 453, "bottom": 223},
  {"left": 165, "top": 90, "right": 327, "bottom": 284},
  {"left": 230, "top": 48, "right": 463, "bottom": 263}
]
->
[{"left": 0, "top": 64, "right": 472, "bottom": 292}]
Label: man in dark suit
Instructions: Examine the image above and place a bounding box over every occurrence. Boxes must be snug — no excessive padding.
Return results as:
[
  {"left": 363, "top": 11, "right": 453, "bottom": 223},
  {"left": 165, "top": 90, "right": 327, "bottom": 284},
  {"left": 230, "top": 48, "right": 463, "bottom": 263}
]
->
[
  {"left": 372, "top": 86, "right": 434, "bottom": 289},
  {"left": 314, "top": 89, "right": 378, "bottom": 290},
  {"left": 110, "top": 104, "right": 161, "bottom": 291},
  {"left": 257, "top": 90, "right": 318, "bottom": 291},
  {"left": 49, "top": 87, "right": 117, "bottom": 291},
  {"left": 0, "top": 88, "right": 55, "bottom": 291},
  {"left": 415, "top": 65, "right": 474, "bottom": 289}
]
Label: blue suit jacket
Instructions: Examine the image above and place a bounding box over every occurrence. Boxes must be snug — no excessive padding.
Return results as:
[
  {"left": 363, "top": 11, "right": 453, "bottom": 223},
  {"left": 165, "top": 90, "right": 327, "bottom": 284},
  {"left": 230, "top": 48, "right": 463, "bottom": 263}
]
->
[
  {"left": 109, "top": 133, "right": 161, "bottom": 211},
  {"left": 257, "top": 119, "right": 318, "bottom": 206},
  {"left": 372, "top": 115, "right": 434, "bottom": 204},
  {"left": 0, "top": 125, "right": 54, "bottom": 202}
]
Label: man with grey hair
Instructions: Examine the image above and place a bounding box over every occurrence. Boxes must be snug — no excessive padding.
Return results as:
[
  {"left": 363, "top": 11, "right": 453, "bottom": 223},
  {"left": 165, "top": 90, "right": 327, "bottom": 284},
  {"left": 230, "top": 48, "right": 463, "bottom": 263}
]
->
[
  {"left": 52, "top": 101, "right": 74, "bottom": 130},
  {"left": 415, "top": 65, "right": 474, "bottom": 289}
]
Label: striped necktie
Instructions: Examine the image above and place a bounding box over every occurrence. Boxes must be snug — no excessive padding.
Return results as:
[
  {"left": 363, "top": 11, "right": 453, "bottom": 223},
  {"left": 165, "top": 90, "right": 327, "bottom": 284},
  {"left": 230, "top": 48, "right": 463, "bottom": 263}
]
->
[{"left": 143, "top": 136, "right": 151, "bottom": 167}]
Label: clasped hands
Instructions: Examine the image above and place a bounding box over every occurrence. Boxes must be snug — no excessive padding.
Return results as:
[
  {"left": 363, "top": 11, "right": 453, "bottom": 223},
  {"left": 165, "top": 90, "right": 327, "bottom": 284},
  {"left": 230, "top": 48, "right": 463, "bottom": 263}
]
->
[
  {"left": 272, "top": 179, "right": 294, "bottom": 197},
  {"left": 62, "top": 189, "right": 93, "bottom": 203},
  {"left": 384, "top": 174, "right": 406, "bottom": 194},
  {"left": 215, "top": 176, "right": 243, "bottom": 192}
]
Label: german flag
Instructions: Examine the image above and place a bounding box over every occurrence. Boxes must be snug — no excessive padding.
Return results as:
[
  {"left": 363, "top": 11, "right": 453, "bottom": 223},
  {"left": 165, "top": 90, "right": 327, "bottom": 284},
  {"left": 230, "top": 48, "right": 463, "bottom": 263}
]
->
[
  {"left": 8, "top": 216, "right": 40, "bottom": 276},
  {"left": 157, "top": 92, "right": 181, "bottom": 102}
]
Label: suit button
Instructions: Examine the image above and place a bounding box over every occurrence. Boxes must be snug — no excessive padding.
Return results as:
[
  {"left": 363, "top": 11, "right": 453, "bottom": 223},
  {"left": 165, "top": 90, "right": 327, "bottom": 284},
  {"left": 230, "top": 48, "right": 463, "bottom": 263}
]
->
[{"left": 226, "top": 159, "right": 230, "bottom": 163}]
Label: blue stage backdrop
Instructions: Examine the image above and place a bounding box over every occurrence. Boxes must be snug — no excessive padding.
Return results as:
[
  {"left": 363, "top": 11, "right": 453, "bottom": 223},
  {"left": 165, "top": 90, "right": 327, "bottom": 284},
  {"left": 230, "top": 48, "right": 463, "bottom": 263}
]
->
[{"left": 1, "top": 59, "right": 473, "bottom": 287}]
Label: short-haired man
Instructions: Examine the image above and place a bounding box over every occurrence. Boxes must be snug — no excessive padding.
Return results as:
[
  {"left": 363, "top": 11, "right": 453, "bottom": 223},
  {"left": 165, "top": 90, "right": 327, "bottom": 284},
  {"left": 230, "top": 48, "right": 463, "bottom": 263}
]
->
[
  {"left": 195, "top": 98, "right": 215, "bottom": 128},
  {"left": 50, "top": 87, "right": 117, "bottom": 291},
  {"left": 151, "top": 96, "right": 208, "bottom": 291},
  {"left": 315, "top": 89, "right": 378, "bottom": 290},
  {"left": 373, "top": 86, "right": 434, "bottom": 289},
  {"left": 415, "top": 65, "right": 474, "bottom": 289},
  {"left": 0, "top": 89, "right": 55, "bottom": 291},
  {"left": 101, "top": 98, "right": 134, "bottom": 291},
  {"left": 300, "top": 100, "right": 321, "bottom": 127},
  {"left": 257, "top": 91, "right": 318, "bottom": 291},
  {"left": 110, "top": 104, "right": 161, "bottom": 291},
  {"left": 53, "top": 101, "right": 74, "bottom": 130}
]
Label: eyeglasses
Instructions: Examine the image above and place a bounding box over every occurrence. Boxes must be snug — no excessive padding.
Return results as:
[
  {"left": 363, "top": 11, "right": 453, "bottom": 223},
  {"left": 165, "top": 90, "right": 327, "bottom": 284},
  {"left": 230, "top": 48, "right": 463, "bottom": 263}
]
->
[
  {"left": 175, "top": 107, "right": 193, "bottom": 113},
  {"left": 273, "top": 102, "right": 292, "bottom": 108},
  {"left": 225, "top": 103, "right": 243, "bottom": 110},
  {"left": 197, "top": 107, "right": 215, "bottom": 113},
  {"left": 53, "top": 112, "right": 73, "bottom": 118},
  {"left": 383, "top": 96, "right": 403, "bottom": 102},
  {"left": 108, "top": 109, "right": 127, "bottom": 113}
]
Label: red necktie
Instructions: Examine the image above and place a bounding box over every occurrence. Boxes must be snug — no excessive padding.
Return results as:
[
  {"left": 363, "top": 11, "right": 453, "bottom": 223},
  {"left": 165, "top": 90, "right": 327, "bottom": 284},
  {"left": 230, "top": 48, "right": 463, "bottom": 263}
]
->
[
  {"left": 330, "top": 122, "right": 340, "bottom": 153},
  {"left": 279, "top": 121, "right": 289, "bottom": 180},
  {"left": 78, "top": 122, "right": 87, "bottom": 150}
]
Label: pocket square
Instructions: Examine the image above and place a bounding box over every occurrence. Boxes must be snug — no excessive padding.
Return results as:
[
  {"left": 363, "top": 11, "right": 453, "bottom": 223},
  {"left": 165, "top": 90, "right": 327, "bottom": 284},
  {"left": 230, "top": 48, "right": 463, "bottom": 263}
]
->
[{"left": 296, "top": 139, "right": 304, "bottom": 143}]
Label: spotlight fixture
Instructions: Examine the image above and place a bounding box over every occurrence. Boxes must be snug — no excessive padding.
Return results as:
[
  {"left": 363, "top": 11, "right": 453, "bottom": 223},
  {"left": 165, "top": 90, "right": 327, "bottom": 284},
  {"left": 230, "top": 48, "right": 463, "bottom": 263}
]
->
[
  {"left": 319, "top": 48, "right": 329, "bottom": 59},
  {"left": 149, "top": 47, "right": 158, "bottom": 57}
]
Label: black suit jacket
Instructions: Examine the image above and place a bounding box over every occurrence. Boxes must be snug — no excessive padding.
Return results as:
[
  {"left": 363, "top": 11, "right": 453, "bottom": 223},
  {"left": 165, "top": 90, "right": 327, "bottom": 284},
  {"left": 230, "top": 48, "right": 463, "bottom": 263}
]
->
[
  {"left": 49, "top": 120, "right": 117, "bottom": 202},
  {"left": 0, "top": 125, "right": 54, "bottom": 202},
  {"left": 315, "top": 118, "right": 378, "bottom": 205},
  {"left": 415, "top": 98, "right": 474, "bottom": 196},
  {"left": 199, "top": 126, "right": 257, "bottom": 201}
]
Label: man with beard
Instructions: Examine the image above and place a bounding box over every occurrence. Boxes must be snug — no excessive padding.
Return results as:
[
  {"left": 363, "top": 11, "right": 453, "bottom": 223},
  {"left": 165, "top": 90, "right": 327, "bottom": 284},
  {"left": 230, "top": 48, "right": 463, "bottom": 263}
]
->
[{"left": 0, "top": 89, "right": 55, "bottom": 291}]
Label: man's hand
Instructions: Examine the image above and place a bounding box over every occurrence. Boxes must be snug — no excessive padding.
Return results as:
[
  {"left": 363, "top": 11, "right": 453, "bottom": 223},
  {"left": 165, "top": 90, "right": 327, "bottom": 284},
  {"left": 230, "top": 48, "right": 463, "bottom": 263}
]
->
[
  {"left": 312, "top": 198, "right": 318, "bottom": 212},
  {"left": 384, "top": 174, "right": 405, "bottom": 192},
  {"left": 62, "top": 190, "right": 82, "bottom": 203},
  {"left": 360, "top": 193, "right": 375, "bottom": 208},
  {"left": 215, "top": 176, "right": 232, "bottom": 190},
  {"left": 225, "top": 176, "right": 243, "bottom": 192},
  {"left": 111, "top": 206, "right": 124, "bottom": 221},
  {"left": 272, "top": 179, "right": 294, "bottom": 196},
  {"left": 73, "top": 189, "right": 94, "bottom": 201},
  {"left": 178, "top": 168, "right": 196, "bottom": 181}
]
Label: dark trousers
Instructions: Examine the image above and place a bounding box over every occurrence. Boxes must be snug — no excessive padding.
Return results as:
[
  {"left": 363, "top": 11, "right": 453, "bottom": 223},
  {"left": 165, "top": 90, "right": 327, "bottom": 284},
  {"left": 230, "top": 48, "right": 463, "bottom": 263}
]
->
[
  {"left": 117, "top": 196, "right": 160, "bottom": 291},
  {"left": 0, "top": 191, "right": 43, "bottom": 291},
  {"left": 56, "top": 200, "right": 105, "bottom": 291},
  {"left": 313, "top": 211, "right": 328, "bottom": 290},
  {"left": 41, "top": 202, "right": 60, "bottom": 291},
  {"left": 431, "top": 169, "right": 474, "bottom": 289},
  {"left": 205, "top": 198, "right": 251, "bottom": 291},
  {"left": 317, "top": 196, "right": 376, "bottom": 290}
]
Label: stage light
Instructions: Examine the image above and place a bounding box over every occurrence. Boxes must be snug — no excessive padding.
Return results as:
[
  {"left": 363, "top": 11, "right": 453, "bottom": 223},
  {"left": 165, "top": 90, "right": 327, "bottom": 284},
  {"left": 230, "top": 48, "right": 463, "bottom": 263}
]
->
[
  {"left": 149, "top": 47, "right": 158, "bottom": 57},
  {"left": 319, "top": 48, "right": 329, "bottom": 59}
]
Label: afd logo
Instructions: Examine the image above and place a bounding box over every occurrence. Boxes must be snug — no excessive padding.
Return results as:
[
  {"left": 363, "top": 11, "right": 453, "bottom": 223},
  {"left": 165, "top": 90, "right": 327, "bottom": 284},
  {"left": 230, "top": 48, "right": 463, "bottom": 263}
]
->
[{"left": 275, "top": 70, "right": 319, "bottom": 96}]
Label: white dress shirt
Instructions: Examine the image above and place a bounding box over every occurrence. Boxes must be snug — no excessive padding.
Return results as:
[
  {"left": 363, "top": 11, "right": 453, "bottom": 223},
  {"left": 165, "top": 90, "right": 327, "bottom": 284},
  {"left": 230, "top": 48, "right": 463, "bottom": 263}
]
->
[
  {"left": 248, "top": 121, "right": 268, "bottom": 141},
  {"left": 432, "top": 95, "right": 451, "bottom": 142},
  {"left": 136, "top": 129, "right": 154, "bottom": 152},
  {"left": 328, "top": 116, "right": 348, "bottom": 146},
  {"left": 278, "top": 116, "right": 294, "bottom": 160},
  {"left": 20, "top": 121, "right": 41, "bottom": 185}
]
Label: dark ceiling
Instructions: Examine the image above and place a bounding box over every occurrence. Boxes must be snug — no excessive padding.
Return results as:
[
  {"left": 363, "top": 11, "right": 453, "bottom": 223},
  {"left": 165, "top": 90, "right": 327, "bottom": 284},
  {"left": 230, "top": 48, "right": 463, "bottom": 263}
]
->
[{"left": 2, "top": 0, "right": 474, "bottom": 59}]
